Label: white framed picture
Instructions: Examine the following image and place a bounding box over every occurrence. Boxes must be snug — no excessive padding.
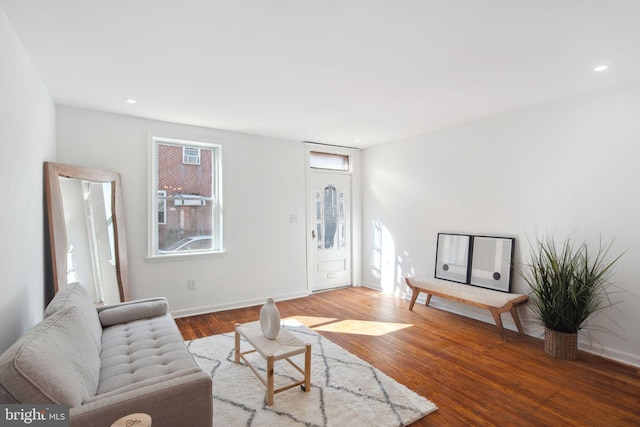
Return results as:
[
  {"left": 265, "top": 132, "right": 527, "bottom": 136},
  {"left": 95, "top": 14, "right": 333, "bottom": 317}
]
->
[
  {"left": 435, "top": 233, "right": 472, "bottom": 283},
  {"left": 469, "top": 236, "right": 515, "bottom": 292}
]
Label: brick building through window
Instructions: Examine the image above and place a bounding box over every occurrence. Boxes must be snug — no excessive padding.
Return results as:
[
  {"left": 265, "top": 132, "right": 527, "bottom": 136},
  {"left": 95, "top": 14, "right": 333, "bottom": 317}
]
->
[{"left": 156, "top": 143, "right": 215, "bottom": 250}]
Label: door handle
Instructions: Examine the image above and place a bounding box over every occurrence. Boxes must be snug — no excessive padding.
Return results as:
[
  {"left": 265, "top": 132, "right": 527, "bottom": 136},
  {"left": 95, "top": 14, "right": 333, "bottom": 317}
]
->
[{"left": 311, "top": 230, "right": 316, "bottom": 239}]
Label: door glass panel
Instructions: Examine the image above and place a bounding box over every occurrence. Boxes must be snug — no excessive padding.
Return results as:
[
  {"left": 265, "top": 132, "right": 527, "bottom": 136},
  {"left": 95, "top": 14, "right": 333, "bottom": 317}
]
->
[
  {"left": 323, "top": 184, "right": 337, "bottom": 249},
  {"left": 316, "top": 223, "right": 322, "bottom": 250},
  {"left": 316, "top": 192, "right": 322, "bottom": 221},
  {"left": 339, "top": 192, "right": 345, "bottom": 248},
  {"left": 314, "top": 183, "right": 348, "bottom": 252}
]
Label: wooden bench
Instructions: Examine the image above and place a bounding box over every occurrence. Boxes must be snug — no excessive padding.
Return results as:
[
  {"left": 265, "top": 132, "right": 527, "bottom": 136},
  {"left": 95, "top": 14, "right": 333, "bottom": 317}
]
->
[{"left": 405, "top": 275, "right": 528, "bottom": 341}]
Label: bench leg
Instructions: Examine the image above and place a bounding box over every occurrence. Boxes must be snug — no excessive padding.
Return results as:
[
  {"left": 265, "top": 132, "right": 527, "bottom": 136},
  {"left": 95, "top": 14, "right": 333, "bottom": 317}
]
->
[
  {"left": 510, "top": 306, "right": 525, "bottom": 335},
  {"left": 489, "top": 309, "right": 507, "bottom": 342},
  {"left": 408, "top": 287, "right": 433, "bottom": 311},
  {"left": 409, "top": 287, "right": 420, "bottom": 310}
]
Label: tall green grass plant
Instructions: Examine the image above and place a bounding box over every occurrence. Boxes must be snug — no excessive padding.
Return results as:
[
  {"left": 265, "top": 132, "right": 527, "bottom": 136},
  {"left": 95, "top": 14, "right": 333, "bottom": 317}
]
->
[{"left": 520, "top": 235, "right": 623, "bottom": 334}]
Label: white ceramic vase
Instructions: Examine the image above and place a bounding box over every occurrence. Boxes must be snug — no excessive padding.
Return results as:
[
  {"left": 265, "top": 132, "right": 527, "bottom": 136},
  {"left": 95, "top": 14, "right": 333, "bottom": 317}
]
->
[{"left": 260, "top": 298, "right": 281, "bottom": 339}]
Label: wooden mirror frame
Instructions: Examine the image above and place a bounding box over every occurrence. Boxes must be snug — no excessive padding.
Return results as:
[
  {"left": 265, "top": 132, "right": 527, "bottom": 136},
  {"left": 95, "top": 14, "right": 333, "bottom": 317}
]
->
[{"left": 44, "top": 162, "right": 130, "bottom": 301}]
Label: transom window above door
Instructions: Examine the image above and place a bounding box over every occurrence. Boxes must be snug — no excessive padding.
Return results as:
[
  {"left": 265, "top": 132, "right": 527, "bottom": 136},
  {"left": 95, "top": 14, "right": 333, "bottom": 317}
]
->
[{"left": 309, "top": 151, "right": 349, "bottom": 171}]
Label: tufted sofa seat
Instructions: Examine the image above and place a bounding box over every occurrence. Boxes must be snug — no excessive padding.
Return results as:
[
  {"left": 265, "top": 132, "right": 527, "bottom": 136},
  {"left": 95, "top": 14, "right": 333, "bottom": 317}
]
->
[{"left": 0, "top": 283, "right": 212, "bottom": 427}]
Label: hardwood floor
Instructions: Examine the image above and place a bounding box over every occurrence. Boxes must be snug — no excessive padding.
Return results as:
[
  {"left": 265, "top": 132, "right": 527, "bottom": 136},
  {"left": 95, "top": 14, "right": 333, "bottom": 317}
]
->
[{"left": 176, "top": 287, "right": 640, "bottom": 426}]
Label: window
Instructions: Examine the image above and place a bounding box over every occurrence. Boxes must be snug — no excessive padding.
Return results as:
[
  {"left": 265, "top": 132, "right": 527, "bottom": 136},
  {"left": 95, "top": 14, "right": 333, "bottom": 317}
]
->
[
  {"left": 150, "top": 137, "right": 223, "bottom": 257},
  {"left": 310, "top": 151, "right": 349, "bottom": 171},
  {"left": 183, "top": 146, "right": 201, "bottom": 165}
]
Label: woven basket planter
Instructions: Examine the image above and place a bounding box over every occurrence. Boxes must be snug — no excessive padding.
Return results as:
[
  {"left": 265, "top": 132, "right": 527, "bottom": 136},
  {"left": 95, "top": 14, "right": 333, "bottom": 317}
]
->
[{"left": 544, "top": 327, "right": 578, "bottom": 360}]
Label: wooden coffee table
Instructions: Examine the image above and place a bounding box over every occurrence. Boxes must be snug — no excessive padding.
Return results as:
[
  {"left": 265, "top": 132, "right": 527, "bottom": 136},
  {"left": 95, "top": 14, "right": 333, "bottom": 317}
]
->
[{"left": 234, "top": 321, "right": 311, "bottom": 405}]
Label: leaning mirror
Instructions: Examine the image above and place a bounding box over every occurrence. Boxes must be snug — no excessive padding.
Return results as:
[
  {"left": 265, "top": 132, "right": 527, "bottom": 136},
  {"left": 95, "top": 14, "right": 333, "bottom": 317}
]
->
[{"left": 45, "top": 162, "right": 130, "bottom": 303}]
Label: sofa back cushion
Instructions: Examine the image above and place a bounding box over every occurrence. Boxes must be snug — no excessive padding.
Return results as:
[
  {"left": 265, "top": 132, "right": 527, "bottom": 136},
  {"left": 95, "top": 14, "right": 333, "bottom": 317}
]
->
[
  {"left": 0, "top": 306, "right": 100, "bottom": 406},
  {"left": 98, "top": 298, "right": 168, "bottom": 327},
  {"left": 44, "top": 282, "right": 102, "bottom": 351}
]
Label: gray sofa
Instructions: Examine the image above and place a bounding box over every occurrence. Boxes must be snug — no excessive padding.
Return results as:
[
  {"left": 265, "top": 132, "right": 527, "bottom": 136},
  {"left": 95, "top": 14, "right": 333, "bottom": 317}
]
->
[{"left": 0, "top": 283, "right": 212, "bottom": 427}]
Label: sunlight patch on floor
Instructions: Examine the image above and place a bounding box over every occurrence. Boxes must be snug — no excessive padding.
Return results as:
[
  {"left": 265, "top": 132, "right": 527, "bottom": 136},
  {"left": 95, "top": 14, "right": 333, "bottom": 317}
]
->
[
  {"left": 282, "top": 316, "right": 413, "bottom": 336},
  {"left": 313, "top": 319, "right": 413, "bottom": 336},
  {"left": 282, "top": 316, "right": 339, "bottom": 328}
]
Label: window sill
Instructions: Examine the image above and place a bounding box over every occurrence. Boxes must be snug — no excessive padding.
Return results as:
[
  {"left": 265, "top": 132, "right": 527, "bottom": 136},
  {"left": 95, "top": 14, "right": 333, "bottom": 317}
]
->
[{"left": 146, "top": 250, "right": 227, "bottom": 263}]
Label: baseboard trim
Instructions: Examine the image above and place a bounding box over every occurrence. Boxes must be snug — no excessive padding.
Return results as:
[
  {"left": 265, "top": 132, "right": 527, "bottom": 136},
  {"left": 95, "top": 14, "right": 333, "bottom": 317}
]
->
[
  {"left": 360, "top": 282, "right": 382, "bottom": 291},
  {"left": 578, "top": 338, "right": 640, "bottom": 368},
  {"left": 171, "top": 290, "right": 311, "bottom": 319}
]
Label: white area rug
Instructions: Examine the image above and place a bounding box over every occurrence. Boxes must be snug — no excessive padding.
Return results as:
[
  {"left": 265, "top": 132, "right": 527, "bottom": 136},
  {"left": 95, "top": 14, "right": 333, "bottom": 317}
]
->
[{"left": 187, "top": 321, "right": 437, "bottom": 426}]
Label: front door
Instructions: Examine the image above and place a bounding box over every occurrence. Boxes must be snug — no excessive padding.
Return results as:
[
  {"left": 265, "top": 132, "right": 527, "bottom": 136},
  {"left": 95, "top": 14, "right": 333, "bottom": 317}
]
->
[{"left": 308, "top": 170, "right": 351, "bottom": 291}]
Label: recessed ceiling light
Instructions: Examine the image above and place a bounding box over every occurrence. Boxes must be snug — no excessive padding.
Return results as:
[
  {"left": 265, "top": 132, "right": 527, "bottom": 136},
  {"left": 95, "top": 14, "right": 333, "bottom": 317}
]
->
[
  {"left": 355, "top": 139, "right": 361, "bottom": 143},
  {"left": 125, "top": 98, "right": 137, "bottom": 104},
  {"left": 593, "top": 65, "right": 608, "bottom": 72}
]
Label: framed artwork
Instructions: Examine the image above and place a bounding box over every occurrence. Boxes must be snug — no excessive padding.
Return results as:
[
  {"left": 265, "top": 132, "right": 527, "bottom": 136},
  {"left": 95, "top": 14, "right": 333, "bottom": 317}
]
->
[
  {"left": 435, "top": 233, "right": 472, "bottom": 283},
  {"left": 469, "top": 236, "right": 515, "bottom": 292}
]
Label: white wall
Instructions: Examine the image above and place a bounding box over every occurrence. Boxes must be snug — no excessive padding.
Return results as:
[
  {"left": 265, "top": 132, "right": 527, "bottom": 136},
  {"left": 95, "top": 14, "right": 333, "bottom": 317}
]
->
[
  {"left": 56, "top": 106, "right": 313, "bottom": 316},
  {"left": 0, "top": 6, "right": 56, "bottom": 353},
  {"left": 361, "top": 79, "right": 640, "bottom": 367}
]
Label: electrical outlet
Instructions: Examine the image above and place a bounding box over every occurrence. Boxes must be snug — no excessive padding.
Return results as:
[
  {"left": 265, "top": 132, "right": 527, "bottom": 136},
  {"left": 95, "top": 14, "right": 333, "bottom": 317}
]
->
[{"left": 188, "top": 279, "right": 197, "bottom": 290}]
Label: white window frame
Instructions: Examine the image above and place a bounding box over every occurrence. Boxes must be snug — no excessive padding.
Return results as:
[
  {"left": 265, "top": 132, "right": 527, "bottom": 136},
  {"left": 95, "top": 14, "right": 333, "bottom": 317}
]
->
[{"left": 147, "top": 136, "right": 224, "bottom": 261}]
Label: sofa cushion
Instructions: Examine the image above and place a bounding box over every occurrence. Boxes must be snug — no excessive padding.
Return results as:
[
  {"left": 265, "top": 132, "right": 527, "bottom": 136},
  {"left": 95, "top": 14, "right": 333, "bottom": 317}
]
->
[
  {"left": 97, "top": 314, "right": 198, "bottom": 395},
  {"left": 0, "top": 306, "right": 100, "bottom": 406},
  {"left": 44, "top": 282, "right": 102, "bottom": 351},
  {"left": 98, "top": 298, "right": 168, "bottom": 327}
]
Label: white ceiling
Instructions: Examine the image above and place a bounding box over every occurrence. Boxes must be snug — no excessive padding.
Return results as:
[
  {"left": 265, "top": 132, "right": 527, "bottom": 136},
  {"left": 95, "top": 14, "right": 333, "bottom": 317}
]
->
[{"left": 3, "top": 1, "right": 640, "bottom": 148}]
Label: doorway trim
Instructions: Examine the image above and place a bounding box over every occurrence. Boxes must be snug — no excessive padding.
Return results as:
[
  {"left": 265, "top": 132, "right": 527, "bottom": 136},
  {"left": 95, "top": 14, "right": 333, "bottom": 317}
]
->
[{"left": 304, "top": 143, "right": 362, "bottom": 292}]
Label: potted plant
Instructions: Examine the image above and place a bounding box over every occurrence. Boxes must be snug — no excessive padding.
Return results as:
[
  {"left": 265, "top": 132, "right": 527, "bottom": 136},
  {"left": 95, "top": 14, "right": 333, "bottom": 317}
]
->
[{"left": 519, "top": 235, "right": 623, "bottom": 360}]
